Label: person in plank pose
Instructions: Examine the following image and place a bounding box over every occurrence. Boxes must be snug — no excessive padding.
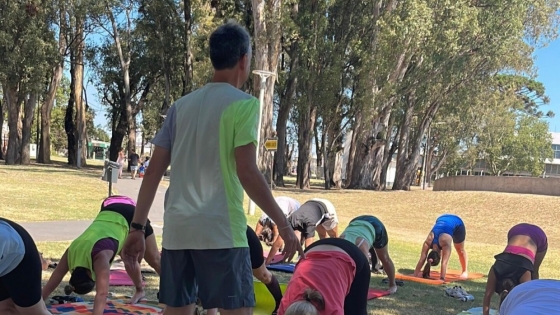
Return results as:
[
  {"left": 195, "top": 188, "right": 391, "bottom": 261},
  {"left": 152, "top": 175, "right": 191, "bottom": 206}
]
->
[
  {"left": 266, "top": 198, "right": 338, "bottom": 265},
  {"left": 205, "top": 226, "right": 284, "bottom": 315},
  {"left": 278, "top": 238, "right": 370, "bottom": 315},
  {"left": 482, "top": 223, "right": 547, "bottom": 315},
  {"left": 413, "top": 214, "right": 468, "bottom": 280},
  {"left": 340, "top": 215, "right": 398, "bottom": 294},
  {"left": 42, "top": 196, "right": 161, "bottom": 314},
  {"left": 0, "top": 218, "right": 52, "bottom": 315}
]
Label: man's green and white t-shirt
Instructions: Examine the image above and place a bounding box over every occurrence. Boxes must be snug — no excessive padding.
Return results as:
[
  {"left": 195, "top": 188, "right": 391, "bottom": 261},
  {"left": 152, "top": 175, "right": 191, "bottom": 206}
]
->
[{"left": 152, "top": 83, "right": 259, "bottom": 250}]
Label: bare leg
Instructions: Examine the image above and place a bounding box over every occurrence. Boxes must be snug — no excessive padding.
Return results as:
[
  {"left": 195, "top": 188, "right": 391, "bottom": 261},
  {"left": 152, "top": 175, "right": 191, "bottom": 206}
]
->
[
  {"left": 326, "top": 225, "right": 338, "bottom": 238},
  {"left": 454, "top": 242, "right": 468, "bottom": 277},
  {"left": 375, "top": 246, "right": 397, "bottom": 293},
  {"left": 206, "top": 309, "right": 219, "bottom": 315},
  {"left": 316, "top": 225, "right": 327, "bottom": 239},
  {"left": 163, "top": 305, "right": 197, "bottom": 315},
  {"left": 144, "top": 234, "right": 162, "bottom": 275},
  {"left": 11, "top": 299, "right": 51, "bottom": 315},
  {"left": 0, "top": 299, "right": 18, "bottom": 315},
  {"left": 533, "top": 250, "right": 547, "bottom": 280}
]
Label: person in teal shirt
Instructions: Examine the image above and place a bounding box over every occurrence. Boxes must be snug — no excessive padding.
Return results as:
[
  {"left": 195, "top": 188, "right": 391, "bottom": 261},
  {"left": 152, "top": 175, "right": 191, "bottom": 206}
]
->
[
  {"left": 340, "top": 215, "right": 397, "bottom": 294},
  {"left": 42, "top": 196, "right": 161, "bottom": 315}
]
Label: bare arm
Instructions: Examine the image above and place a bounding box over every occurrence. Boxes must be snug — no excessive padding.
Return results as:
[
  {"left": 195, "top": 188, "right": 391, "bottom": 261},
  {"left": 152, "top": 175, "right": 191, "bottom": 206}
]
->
[
  {"left": 271, "top": 224, "right": 280, "bottom": 244},
  {"left": 42, "top": 249, "right": 70, "bottom": 300},
  {"left": 519, "top": 270, "right": 532, "bottom": 284},
  {"left": 131, "top": 146, "right": 170, "bottom": 225},
  {"left": 414, "top": 241, "right": 430, "bottom": 275},
  {"left": 255, "top": 221, "right": 264, "bottom": 237},
  {"left": 92, "top": 253, "right": 111, "bottom": 315},
  {"left": 265, "top": 236, "right": 285, "bottom": 265},
  {"left": 235, "top": 144, "right": 289, "bottom": 229},
  {"left": 483, "top": 268, "right": 497, "bottom": 315}
]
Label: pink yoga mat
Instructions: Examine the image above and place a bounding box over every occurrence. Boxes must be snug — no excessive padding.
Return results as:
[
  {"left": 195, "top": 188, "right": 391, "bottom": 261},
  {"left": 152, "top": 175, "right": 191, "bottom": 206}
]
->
[
  {"left": 368, "top": 288, "right": 391, "bottom": 299},
  {"left": 263, "top": 251, "right": 285, "bottom": 264},
  {"left": 109, "top": 270, "right": 146, "bottom": 286}
]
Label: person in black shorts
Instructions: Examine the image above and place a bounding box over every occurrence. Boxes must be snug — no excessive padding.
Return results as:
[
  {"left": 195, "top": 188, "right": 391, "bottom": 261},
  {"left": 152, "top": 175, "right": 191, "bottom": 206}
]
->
[
  {"left": 0, "top": 218, "right": 51, "bottom": 315},
  {"left": 340, "top": 215, "right": 397, "bottom": 294},
  {"left": 128, "top": 150, "right": 140, "bottom": 179},
  {"left": 42, "top": 196, "right": 161, "bottom": 309},
  {"left": 204, "top": 226, "right": 284, "bottom": 315}
]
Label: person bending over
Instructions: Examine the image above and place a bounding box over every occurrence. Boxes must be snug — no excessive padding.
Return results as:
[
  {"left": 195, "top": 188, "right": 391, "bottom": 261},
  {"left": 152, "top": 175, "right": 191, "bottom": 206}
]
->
[
  {"left": 277, "top": 238, "right": 370, "bottom": 315},
  {"left": 413, "top": 214, "right": 468, "bottom": 280},
  {"left": 266, "top": 198, "right": 338, "bottom": 265},
  {"left": 206, "top": 226, "right": 284, "bottom": 315},
  {"left": 256, "top": 196, "right": 301, "bottom": 246},
  {"left": 0, "top": 218, "right": 51, "bottom": 315},
  {"left": 340, "top": 215, "right": 397, "bottom": 294},
  {"left": 498, "top": 279, "right": 560, "bottom": 315},
  {"left": 42, "top": 196, "right": 161, "bottom": 315},
  {"left": 482, "top": 223, "right": 547, "bottom": 315}
]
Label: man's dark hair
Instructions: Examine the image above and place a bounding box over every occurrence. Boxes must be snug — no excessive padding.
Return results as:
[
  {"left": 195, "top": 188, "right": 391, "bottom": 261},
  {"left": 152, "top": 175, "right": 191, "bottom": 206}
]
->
[{"left": 209, "top": 20, "right": 251, "bottom": 70}]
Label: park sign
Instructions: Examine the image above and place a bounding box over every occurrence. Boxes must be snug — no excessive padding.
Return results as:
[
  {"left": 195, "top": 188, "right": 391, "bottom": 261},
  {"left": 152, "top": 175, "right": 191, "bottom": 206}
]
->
[{"left": 264, "top": 138, "right": 278, "bottom": 151}]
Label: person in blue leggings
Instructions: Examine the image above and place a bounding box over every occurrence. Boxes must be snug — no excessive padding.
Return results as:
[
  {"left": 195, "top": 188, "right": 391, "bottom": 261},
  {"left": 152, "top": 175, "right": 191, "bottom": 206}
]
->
[{"left": 413, "top": 214, "right": 468, "bottom": 280}]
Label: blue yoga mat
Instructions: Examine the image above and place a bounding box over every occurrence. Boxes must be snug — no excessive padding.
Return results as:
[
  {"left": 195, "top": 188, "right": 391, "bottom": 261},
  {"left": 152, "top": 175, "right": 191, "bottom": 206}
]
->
[{"left": 267, "top": 263, "right": 296, "bottom": 273}]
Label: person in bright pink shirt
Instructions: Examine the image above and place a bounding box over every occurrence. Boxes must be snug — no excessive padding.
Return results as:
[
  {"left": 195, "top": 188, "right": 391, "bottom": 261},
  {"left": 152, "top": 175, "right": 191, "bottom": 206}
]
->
[{"left": 277, "top": 238, "right": 370, "bottom": 315}]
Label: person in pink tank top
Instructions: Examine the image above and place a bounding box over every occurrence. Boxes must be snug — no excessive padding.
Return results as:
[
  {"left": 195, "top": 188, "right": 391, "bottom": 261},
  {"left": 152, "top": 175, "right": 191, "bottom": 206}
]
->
[
  {"left": 482, "top": 223, "right": 548, "bottom": 315},
  {"left": 277, "top": 238, "right": 370, "bottom": 315}
]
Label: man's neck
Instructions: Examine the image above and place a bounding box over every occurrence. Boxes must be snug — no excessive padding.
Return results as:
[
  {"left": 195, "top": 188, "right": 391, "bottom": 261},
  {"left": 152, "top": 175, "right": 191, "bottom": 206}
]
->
[{"left": 212, "top": 70, "right": 240, "bottom": 88}]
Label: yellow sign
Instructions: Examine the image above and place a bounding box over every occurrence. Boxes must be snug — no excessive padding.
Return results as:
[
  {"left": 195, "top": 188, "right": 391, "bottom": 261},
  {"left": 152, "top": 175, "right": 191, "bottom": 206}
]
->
[{"left": 264, "top": 138, "right": 278, "bottom": 151}]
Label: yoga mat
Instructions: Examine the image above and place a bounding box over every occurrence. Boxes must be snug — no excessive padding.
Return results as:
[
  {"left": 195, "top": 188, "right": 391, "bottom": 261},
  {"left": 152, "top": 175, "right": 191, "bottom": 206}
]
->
[
  {"left": 109, "top": 270, "right": 145, "bottom": 286},
  {"left": 456, "top": 307, "right": 498, "bottom": 315},
  {"left": 263, "top": 250, "right": 285, "bottom": 264},
  {"left": 47, "top": 300, "right": 163, "bottom": 314},
  {"left": 368, "top": 288, "right": 391, "bottom": 299},
  {"left": 267, "top": 263, "right": 296, "bottom": 273},
  {"left": 395, "top": 270, "right": 484, "bottom": 285},
  {"left": 110, "top": 261, "right": 156, "bottom": 274}
]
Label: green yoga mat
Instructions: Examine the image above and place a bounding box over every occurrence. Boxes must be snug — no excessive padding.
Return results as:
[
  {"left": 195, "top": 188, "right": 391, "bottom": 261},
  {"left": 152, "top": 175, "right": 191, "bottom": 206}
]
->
[{"left": 253, "top": 281, "right": 288, "bottom": 315}]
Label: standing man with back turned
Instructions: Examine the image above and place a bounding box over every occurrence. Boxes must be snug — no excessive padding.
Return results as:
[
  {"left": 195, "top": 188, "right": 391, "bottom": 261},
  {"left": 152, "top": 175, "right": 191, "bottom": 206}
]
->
[{"left": 120, "top": 21, "right": 303, "bottom": 315}]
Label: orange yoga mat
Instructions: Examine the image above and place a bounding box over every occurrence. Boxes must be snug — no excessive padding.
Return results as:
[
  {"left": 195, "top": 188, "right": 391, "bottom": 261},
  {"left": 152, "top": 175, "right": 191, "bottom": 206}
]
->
[{"left": 395, "top": 269, "right": 485, "bottom": 285}]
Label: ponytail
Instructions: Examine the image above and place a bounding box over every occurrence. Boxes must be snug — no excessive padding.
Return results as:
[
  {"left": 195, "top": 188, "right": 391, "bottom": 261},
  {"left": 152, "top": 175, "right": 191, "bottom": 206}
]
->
[
  {"left": 422, "top": 250, "right": 440, "bottom": 278},
  {"left": 498, "top": 278, "right": 516, "bottom": 308},
  {"left": 284, "top": 288, "right": 325, "bottom": 315}
]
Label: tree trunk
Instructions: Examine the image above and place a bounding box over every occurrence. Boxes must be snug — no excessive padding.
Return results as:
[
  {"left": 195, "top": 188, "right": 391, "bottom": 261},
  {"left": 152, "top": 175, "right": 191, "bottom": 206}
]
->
[
  {"left": 5, "top": 85, "right": 21, "bottom": 165},
  {"left": 73, "top": 18, "right": 87, "bottom": 167},
  {"left": 314, "top": 123, "right": 322, "bottom": 175},
  {"left": 21, "top": 93, "right": 38, "bottom": 165},
  {"left": 274, "top": 43, "right": 298, "bottom": 186},
  {"left": 182, "top": 0, "right": 193, "bottom": 96},
  {"left": 252, "top": 0, "right": 282, "bottom": 181},
  {"left": 392, "top": 105, "right": 415, "bottom": 190},
  {"left": 296, "top": 104, "right": 317, "bottom": 189},
  {"left": 109, "top": 103, "right": 127, "bottom": 161},
  {"left": 380, "top": 115, "right": 396, "bottom": 189},
  {"left": 0, "top": 97, "right": 4, "bottom": 160}
]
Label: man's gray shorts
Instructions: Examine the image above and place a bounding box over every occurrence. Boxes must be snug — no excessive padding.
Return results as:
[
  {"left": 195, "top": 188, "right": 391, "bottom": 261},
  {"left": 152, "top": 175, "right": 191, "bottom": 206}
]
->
[{"left": 159, "top": 247, "right": 256, "bottom": 310}]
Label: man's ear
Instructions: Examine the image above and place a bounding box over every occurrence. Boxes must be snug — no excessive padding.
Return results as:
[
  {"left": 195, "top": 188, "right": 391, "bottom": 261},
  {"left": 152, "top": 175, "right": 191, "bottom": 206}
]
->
[{"left": 239, "top": 54, "right": 249, "bottom": 70}]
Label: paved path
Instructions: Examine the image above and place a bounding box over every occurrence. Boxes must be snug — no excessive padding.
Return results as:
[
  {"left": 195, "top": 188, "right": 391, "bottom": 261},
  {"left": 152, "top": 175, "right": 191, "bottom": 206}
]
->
[{"left": 21, "top": 176, "right": 168, "bottom": 242}]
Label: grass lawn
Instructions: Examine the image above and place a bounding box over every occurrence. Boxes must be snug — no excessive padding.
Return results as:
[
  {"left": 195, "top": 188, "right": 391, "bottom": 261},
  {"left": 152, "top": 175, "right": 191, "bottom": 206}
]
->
[{"left": 6, "top": 162, "right": 560, "bottom": 314}]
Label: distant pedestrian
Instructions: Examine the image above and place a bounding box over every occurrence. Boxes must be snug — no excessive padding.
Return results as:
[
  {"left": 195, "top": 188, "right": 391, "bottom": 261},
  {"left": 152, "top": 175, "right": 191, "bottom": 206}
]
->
[
  {"left": 117, "top": 149, "right": 125, "bottom": 179},
  {"left": 128, "top": 150, "right": 140, "bottom": 180}
]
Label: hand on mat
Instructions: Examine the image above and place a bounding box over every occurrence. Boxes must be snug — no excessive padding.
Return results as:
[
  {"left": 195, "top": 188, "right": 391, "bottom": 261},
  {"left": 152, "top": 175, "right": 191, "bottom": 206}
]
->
[
  {"left": 413, "top": 271, "right": 423, "bottom": 278},
  {"left": 279, "top": 227, "right": 304, "bottom": 263},
  {"left": 129, "top": 288, "right": 145, "bottom": 304},
  {"left": 121, "top": 231, "right": 146, "bottom": 275}
]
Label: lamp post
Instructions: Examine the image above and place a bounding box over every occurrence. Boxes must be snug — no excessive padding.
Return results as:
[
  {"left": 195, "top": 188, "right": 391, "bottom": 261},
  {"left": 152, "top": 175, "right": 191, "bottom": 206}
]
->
[{"left": 248, "top": 70, "right": 276, "bottom": 216}]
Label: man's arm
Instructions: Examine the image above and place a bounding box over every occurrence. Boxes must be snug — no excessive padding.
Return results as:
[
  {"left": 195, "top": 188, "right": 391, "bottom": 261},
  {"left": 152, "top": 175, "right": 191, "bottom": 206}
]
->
[{"left": 235, "top": 144, "right": 289, "bottom": 229}]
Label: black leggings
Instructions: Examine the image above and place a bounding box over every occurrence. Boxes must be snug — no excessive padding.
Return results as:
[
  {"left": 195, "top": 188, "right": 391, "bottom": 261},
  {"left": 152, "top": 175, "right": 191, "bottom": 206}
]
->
[
  {"left": 306, "top": 238, "right": 370, "bottom": 315},
  {"left": 246, "top": 226, "right": 265, "bottom": 269},
  {"left": 0, "top": 219, "right": 43, "bottom": 308}
]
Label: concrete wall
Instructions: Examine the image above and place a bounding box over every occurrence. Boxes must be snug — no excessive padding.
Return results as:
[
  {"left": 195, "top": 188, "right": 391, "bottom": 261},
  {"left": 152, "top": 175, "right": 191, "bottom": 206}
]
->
[{"left": 433, "top": 176, "right": 560, "bottom": 197}]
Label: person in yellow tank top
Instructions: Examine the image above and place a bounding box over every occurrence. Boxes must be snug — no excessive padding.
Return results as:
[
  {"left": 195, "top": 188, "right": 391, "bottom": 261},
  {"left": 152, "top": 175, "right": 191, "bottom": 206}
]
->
[{"left": 42, "top": 196, "right": 161, "bottom": 315}]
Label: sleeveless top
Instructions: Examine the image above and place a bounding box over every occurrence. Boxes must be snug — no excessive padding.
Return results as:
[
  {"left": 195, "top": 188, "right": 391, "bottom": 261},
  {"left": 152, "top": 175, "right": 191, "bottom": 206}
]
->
[{"left": 431, "top": 214, "right": 463, "bottom": 247}]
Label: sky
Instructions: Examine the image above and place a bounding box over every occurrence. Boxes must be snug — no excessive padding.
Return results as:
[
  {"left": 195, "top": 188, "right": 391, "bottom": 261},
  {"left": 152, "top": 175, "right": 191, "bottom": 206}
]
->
[{"left": 92, "top": 38, "right": 560, "bottom": 133}]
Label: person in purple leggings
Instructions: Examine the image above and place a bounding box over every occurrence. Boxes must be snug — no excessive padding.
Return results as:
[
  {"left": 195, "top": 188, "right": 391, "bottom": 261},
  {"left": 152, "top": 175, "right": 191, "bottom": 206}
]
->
[{"left": 482, "top": 223, "right": 548, "bottom": 315}]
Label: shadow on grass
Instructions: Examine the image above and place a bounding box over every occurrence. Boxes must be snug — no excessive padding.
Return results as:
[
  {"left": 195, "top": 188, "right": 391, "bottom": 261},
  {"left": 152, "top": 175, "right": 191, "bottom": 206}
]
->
[{"left": 3, "top": 160, "right": 105, "bottom": 180}]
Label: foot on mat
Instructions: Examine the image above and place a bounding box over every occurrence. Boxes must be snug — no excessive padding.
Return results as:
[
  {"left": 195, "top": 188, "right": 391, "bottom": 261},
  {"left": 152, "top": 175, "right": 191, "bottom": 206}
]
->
[{"left": 381, "top": 278, "right": 405, "bottom": 286}]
